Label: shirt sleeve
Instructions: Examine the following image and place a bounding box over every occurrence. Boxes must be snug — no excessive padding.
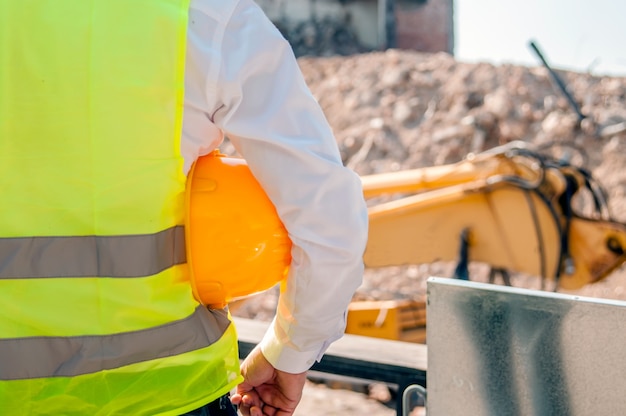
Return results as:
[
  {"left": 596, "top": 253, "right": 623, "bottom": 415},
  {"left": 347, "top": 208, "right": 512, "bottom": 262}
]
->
[{"left": 206, "top": 0, "right": 369, "bottom": 373}]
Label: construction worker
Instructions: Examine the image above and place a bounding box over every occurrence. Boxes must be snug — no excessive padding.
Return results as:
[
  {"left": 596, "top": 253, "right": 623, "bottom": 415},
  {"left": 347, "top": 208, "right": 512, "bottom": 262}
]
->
[{"left": 0, "top": 0, "right": 368, "bottom": 415}]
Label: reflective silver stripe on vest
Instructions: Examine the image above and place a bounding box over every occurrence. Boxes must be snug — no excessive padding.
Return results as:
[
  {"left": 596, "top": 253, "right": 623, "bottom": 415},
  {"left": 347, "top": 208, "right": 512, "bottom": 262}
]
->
[
  {"left": 0, "top": 226, "right": 186, "bottom": 278},
  {"left": 0, "top": 306, "right": 229, "bottom": 380}
]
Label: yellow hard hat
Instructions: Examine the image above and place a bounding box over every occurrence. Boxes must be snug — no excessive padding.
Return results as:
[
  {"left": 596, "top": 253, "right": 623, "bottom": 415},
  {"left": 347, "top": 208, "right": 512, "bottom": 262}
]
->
[{"left": 185, "top": 150, "right": 292, "bottom": 309}]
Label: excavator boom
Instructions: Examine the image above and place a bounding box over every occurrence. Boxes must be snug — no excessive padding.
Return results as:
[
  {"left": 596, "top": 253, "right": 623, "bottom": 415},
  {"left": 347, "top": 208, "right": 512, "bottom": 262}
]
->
[{"left": 361, "top": 142, "right": 626, "bottom": 290}]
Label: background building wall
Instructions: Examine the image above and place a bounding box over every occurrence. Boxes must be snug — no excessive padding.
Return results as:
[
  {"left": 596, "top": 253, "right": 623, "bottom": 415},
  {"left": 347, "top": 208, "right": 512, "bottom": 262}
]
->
[
  {"left": 255, "top": 0, "right": 454, "bottom": 56},
  {"left": 396, "top": 0, "right": 454, "bottom": 53}
]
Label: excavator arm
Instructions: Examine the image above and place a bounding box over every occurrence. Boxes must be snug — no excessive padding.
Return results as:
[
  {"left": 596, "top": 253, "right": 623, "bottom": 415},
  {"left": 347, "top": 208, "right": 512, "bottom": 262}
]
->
[{"left": 361, "top": 141, "right": 626, "bottom": 291}]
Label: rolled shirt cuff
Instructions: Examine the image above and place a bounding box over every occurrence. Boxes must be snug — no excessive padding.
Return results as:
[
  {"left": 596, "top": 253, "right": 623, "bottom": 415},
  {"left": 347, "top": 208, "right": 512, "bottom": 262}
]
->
[{"left": 258, "top": 320, "right": 328, "bottom": 374}]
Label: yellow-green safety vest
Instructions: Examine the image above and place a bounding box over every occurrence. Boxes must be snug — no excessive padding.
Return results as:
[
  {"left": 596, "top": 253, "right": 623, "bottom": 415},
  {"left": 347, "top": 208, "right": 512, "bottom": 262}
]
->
[{"left": 0, "top": 1, "right": 243, "bottom": 414}]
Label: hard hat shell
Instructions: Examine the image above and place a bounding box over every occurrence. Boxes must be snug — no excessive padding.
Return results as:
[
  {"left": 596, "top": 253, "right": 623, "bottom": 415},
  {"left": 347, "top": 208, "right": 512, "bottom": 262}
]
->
[{"left": 185, "top": 150, "right": 292, "bottom": 308}]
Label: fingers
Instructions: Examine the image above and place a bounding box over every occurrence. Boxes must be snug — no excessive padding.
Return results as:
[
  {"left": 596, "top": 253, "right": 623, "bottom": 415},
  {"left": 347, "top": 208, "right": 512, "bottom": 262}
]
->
[
  {"left": 238, "top": 403, "right": 277, "bottom": 416},
  {"left": 263, "top": 403, "right": 278, "bottom": 416},
  {"left": 243, "top": 405, "right": 263, "bottom": 416},
  {"left": 236, "top": 348, "right": 305, "bottom": 415},
  {"left": 232, "top": 389, "right": 292, "bottom": 416},
  {"left": 230, "top": 392, "right": 242, "bottom": 406},
  {"left": 235, "top": 391, "right": 264, "bottom": 414},
  {"left": 231, "top": 393, "right": 261, "bottom": 416},
  {"left": 234, "top": 381, "right": 302, "bottom": 415},
  {"left": 254, "top": 383, "right": 300, "bottom": 414},
  {"left": 237, "top": 403, "right": 262, "bottom": 416}
]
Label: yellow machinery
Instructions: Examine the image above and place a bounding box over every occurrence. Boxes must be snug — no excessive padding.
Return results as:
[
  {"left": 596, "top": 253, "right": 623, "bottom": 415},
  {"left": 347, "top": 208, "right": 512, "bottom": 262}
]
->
[
  {"left": 345, "top": 299, "right": 427, "bottom": 343},
  {"left": 346, "top": 141, "right": 626, "bottom": 342}
]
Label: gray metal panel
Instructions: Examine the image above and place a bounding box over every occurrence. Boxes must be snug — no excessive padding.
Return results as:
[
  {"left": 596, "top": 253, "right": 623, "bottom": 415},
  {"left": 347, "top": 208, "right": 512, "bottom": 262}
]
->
[{"left": 426, "top": 277, "right": 626, "bottom": 416}]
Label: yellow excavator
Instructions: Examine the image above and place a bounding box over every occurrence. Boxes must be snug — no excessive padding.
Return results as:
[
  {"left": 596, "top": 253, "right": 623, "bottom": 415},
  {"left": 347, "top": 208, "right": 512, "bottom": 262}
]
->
[
  {"left": 345, "top": 140, "right": 626, "bottom": 342},
  {"left": 345, "top": 41, "right": 626, "bottom": 343},
  {"left": 195, "top": 42, "right": 626, "bottom": 344},
  {"left": 363, "top": 140, "right": 626, "bottom": 291},
  {"left": 190, "top": 139, "right": 626, "bottom": 343}
]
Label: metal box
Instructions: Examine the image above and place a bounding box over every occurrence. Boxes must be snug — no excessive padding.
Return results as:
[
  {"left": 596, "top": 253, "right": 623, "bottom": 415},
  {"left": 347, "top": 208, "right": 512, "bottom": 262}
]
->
[{"left": 427, "top": 277, "right": 626, "bottom": 416}]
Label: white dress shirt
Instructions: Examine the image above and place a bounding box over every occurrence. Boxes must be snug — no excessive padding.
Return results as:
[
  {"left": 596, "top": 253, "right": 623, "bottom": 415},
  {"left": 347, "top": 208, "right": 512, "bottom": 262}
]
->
[{"left": 184, "top": 0, "right": 369, "bottom": 373}]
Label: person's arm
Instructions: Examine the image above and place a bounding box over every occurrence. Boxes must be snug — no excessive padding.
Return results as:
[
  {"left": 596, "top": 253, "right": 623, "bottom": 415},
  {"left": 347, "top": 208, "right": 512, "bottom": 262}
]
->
[
  {"left": 210, "top": 0, "right": 368, "bottom": 374},
  {"left": 201, "top": 0, "right": 368, "bottom": 413},
  {"left": 231, "top": 345, "right": 307, "bottom": 416}
]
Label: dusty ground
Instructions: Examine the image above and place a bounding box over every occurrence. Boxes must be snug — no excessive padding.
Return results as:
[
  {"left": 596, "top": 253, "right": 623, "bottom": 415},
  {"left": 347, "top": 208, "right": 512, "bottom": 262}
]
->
[
  {"left": 293, "top": 380, "right": 397, "bottom": 416},
  {"left": 228, "top": 49, "right": 626, "bottom": 415}
]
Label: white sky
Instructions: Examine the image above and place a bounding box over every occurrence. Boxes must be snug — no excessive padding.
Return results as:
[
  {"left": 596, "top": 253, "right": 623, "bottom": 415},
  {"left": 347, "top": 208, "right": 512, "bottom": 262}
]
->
[{"left": 454, "top": 0, "right": 626, "bottom": 76}]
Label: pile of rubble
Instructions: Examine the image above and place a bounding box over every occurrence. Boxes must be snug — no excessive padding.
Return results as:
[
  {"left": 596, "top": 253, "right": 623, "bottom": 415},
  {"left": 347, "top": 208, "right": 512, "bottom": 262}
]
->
[{"left": 299, "top": 49, "right": 625, "bottom": 176}]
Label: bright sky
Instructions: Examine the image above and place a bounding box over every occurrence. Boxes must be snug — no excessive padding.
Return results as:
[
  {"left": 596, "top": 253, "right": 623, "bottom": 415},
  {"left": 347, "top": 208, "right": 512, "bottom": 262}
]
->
[{"left": 454, "top": 0, "right": 626, "bottom": 77}]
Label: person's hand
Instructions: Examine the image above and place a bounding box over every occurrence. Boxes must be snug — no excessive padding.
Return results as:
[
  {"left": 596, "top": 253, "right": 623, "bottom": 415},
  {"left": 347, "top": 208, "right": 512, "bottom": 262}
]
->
[{"left": 230, "top": 346, "right": 307, "bottom": 416}]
